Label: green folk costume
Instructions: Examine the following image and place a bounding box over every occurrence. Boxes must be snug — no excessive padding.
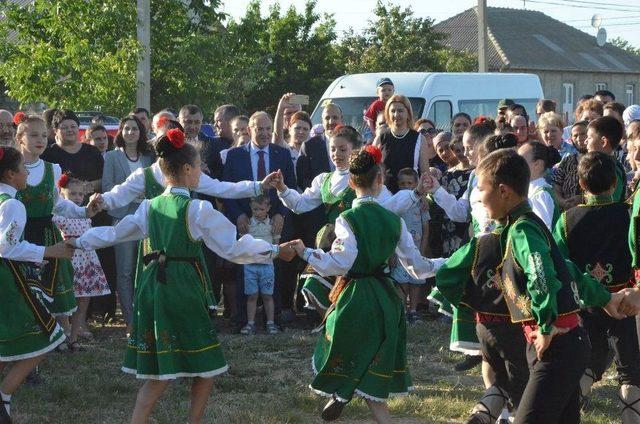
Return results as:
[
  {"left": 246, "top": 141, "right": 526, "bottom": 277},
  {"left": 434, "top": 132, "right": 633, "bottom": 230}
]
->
[
  {"left": 16, "top": 161, "right": 76, "bottom": 316},
  {"left": 123, "top": 192, "right": 227, "bottom": 379},
  {"left": 134, "top": 167, "right": 215, "bottom": 308},
  {"left": 0, "top": 194, "right": 66, "bottom": 361},
  {"left": 311, "top": 201, "right": 411, "bottom": 402},
  {"left": 427, "top": 172, "right": 481, "bottom": 356},
  {"left": 301, "top": 172, "right": 356, "bottom": 311},
  {"left": 501, "top": 202, "right": 610, "bottom": 334}
]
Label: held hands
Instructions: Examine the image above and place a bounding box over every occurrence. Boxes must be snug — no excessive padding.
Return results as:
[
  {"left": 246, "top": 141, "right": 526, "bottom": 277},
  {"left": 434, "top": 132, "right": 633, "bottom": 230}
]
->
[
  {"left": 277, "top": 240, "right": 298, "bottom": 262},
  {"left": 269, "top": 170, "right": 287, "bottom": 193},
  {"left": 603, "top": 291, "right": 628, "bottom": 320},
  {"left": 613, "top": 288, "right": 640, "bottom": 317},
  {"left": 261, "top": 171, "right": 281, "bottom": 192},
  {"left": 278, "top": 239, "right": 306, "bottom": 259}
]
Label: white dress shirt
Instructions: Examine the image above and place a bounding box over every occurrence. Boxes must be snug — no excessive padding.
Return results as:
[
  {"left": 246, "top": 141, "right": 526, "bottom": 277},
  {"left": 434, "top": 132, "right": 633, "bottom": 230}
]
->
[
  {"left": 279, "top": 169, "right": 421, "bottom": 216},
  {"left": 0, "top": 183, "right": 46, "bottom": 262},
  {"left": 77, "top": 187, "right": 278, "bottom": 264},
  {"left": 301, "top": 196, "right": 445, "bottom": 279},
  {"left": 100, "top": 162, "right": 262, "bottom": 211},
  {"left": 528, "top": 177, "right": 556, "bottom": 230}
]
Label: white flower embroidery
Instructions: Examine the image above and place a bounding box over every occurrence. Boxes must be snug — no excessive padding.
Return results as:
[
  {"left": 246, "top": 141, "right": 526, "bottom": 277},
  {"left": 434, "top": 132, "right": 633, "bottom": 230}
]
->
[{"left": 528, "top": 252, "right": 548, "bottom": 295}]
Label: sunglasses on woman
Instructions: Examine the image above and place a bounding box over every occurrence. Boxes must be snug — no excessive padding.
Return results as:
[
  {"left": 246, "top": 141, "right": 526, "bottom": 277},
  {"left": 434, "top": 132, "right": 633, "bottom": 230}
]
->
[{"left": 418, "top": 127, "right": 437, "bottom": 136}]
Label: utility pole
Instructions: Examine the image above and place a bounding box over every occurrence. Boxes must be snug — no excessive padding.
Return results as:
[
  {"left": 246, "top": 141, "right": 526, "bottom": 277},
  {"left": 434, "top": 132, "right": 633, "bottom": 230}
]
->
[
  {"left": 136, "top": 0, "right": 151, "bottom": 111},
  {"left": 477, "top": 0, "right": 488, "bottom": 73}
]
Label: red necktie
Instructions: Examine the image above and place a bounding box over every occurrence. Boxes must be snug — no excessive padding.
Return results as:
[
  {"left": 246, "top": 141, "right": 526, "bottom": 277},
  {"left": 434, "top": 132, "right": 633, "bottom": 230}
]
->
[{"left": 257, "top": 150, "right": 266, "bottom": 180}]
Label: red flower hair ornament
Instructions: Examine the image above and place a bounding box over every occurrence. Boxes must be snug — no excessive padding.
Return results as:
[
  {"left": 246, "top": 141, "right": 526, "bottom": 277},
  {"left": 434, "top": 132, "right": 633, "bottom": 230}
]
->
[
  {"left": 156, "top": 116, "right": 169, "bottom": 130},
  {"left": 166, "top": 128, "right": 185, "bottom": 149},
  {"left": 13, "top": 112, "right": 26, "bottom": 126},
  {"left": 363, "top": 145, "right": 382, "bottom": 165},
  {"left": 57, "top": 173, "right": 70, "bottom": 189}
]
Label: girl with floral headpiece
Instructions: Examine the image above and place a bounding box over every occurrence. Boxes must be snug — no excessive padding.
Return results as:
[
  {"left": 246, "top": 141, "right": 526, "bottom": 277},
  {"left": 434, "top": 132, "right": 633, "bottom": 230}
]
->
[{"left": 286, "top": 145, "right": 444, "bottom": 422}]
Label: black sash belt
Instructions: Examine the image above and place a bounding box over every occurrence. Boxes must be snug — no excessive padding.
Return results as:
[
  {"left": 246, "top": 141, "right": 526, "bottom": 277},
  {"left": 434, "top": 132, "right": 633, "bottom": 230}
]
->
[
  {"left": 142, "top": 250, "right": 198, "bottom": 284},
  {"left": 3, "top": 258, "right": 57, "bottom": 338}
]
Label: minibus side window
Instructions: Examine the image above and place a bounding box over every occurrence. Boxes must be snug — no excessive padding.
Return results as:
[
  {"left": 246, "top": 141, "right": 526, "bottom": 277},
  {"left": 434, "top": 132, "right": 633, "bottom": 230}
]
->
[{"left": 426, "top": 100, "right": 452, "bottom": 130}]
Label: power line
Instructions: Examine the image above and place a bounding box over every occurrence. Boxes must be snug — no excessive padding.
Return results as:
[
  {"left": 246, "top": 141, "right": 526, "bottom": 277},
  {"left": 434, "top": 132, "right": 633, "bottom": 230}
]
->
[
  {"left": 525, "top": 0, "right": 640, "bottom": 12},
  {"left": 556, "top": 0, "right": 640, "bottom": 8}
]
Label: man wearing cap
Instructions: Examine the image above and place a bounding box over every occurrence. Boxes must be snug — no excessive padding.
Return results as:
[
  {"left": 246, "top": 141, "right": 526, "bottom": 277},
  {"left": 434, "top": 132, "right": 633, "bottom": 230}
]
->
[
  {"left": 364, "top": 77, "right": 395, "bottom": 137},
  {"left": 496, "top": 99, "right": 514, "bottom": 129}
]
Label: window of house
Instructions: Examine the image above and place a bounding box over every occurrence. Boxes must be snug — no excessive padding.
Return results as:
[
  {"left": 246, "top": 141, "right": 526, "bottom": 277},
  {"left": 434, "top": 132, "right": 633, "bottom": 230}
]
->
[
  {"left": 626, "top": 84, "right": 635, "bottom": 106},
  {"left": 562, "top": 83, "right": 574, "bottom": 124},
  {"left": 595, "top": 82, "right": 607, "bottom": 92}
]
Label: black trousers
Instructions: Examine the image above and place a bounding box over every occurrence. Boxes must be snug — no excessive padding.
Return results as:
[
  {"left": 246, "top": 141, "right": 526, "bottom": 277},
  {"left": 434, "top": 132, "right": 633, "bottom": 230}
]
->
[
  {"left": 582, "top": 308, "right": 640, "bottom": 386},
  {"left": 515, "top": 326, "right": 590, "bottom": 424},
  {"left": 476, "top": 321, "right": 529, "bottom": 407}
]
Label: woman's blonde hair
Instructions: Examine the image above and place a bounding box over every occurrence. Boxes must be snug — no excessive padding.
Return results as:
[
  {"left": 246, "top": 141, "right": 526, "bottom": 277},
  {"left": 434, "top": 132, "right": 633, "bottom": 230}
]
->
[
  {"left": 384, "top": 94, "right": 414, "bottom": 130},
  {"left": 537, "top": 112, "right": 564, "bottom": 130}
]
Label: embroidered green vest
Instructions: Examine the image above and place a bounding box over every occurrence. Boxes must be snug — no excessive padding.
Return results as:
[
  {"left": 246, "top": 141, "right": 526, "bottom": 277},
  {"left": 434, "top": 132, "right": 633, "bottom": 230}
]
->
[
  {"left": 144, "top": 167, "right": 165, "bottom": 199},
  {"left": 16, "top": 161, "right": 55, "bottom": 218},
  {"left": 320, "top": 172, "right": 356, "bottom": 224},
  {"left": 341, "top": 201, "right": 401, "bottom": 275},
  {"left": 564, "top": 199, "right": 631, "bottom": 289},
  {"left": 460, "top": 231, "right": 510, "bottom": 316},
  {"left": 500, "top": 211, "right": 580, "bottom": 323}
]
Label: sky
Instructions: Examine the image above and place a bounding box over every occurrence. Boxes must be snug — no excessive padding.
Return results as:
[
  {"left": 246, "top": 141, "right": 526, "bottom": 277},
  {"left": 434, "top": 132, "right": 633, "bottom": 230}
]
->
[{"left": 221, "top": 0, "right": 640, "bottom": 49}]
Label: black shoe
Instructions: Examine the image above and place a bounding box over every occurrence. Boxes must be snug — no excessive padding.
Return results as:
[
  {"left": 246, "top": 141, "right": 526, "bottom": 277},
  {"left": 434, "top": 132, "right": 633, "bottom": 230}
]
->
[
  {"left": 454, "top": 355, "right": 482, "bottom": 372},
  {"left": 465, "top": 415, "right": 484, "bottom": 424},
  {"left": 0, "top": 404, "right": 12, "bottom": 424},
  {"left": 321, "top": 396, "right": 348, "bottom": 421}
]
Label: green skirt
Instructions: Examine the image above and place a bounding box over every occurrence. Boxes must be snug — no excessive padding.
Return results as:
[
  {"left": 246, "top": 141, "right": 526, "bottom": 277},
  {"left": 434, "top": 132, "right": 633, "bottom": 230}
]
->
[
  {"left": 311, "top": 277, "right": 412, "bottom": 402},
  {"left": 300, "top": 270, "right": 334, "bottom": 312},
  {"left": 428, "top": 288, "right": 480, "bottom": 354},
  {"left": 23, "top": 218, "right": 77, "bottom": 316},
  {"left": 449, "top": 304, "right": 481, "bottom": 355},
  {"left": 135, "top": 239, "right": 216, "bottom": 309},
  {"left": 0, "top": 262, "right": 66, "bottom": 361},
  {"left": 123, "top": 260, "right": 227, "bottom": 380}
]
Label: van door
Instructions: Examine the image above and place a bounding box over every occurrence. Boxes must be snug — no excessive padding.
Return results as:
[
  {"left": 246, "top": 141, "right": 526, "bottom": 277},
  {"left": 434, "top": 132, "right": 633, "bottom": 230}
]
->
[{"left": 425, "top": 97, "right": 453, "bottom": 130}]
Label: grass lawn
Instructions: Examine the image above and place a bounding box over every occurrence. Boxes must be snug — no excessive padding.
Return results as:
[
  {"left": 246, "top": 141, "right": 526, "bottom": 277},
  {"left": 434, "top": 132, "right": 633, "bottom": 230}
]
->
[{"left": 11, "top": 318, "right": 618, "bottom": 423}]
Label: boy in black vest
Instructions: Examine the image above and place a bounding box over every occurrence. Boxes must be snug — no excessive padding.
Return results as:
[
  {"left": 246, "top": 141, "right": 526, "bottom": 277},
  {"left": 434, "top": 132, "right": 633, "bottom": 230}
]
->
[
  {"left": 553, "top": 151, "right": 640, "bottom": 423},
  {"left": 474, "top": 149, "right": 624, "bottom": 423},
  {"left": 436, "top": 228, "right": 528, "bottom": 424}
]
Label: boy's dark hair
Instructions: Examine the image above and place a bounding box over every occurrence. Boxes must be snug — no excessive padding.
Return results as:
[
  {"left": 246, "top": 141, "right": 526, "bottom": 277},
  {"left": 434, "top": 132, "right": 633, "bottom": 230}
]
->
[
  {"left": 579, "top": 94, "right": 594, "bottom": 102},
  {"left": 84, "top": 123, "right": 107, "bottom": 141},
  {"left": 476, "top": 149, "right": 530, "bottom": 197},
  {"left": 249, "top": 194, "right": 271, "bottom": 206},
  {"left": 114, "top": 115, "right": 150, "bottom": 154},
  {"left": 397, "top": 167, "right": 418, "bottom": 181},
  {"left": 467, "top": 121, "right": 496, "bottom": 144},
  {"left": 603, "top": 101, "right": 625, "bottom": 117},
  {"left": 595, "top": 89, "right": 615, "bottom": 101},
  {"left": 0, "top": 147, "right": 22, "bottom": 182},
  {"left": 522, "top": 141, "right": 561, "bottom": 170},
  {"left": 483, "top": 133, "right": 518, "bottom": 154},
  {"left": 571, "top": 120, "right": 588, "bottom": 130},
  {"left": 587, "top": 116, "right": 624, "bottom": 149},
  {"left": 578, "top": 151, "right": 616, "bottom": 195},
  {"left": 52, "top": 109, "right": 79, "bottom": 129}
]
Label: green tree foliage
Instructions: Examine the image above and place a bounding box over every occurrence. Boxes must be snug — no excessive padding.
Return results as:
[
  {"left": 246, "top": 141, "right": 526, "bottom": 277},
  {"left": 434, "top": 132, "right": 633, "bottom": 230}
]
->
[
  {"left": 0, "top": 0, "right": 473, "bottom": 117},
  {"left": 221, "top": 0, "right": 341, "bottom": 115},
  {"left": 337, "top": 1, "right": 476, "bottom": 74},
  {"left": 0, "top": 0, "right": 140, "bottom": 115},
  {"left": 610, "top": 36, "right": 640, "bottom": 56}
]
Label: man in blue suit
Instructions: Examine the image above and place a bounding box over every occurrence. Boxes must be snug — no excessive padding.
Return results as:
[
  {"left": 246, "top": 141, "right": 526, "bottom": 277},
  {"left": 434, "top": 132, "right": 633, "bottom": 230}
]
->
[{"left": 223, "top": 111, "right": 296, "bottom": 330}]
